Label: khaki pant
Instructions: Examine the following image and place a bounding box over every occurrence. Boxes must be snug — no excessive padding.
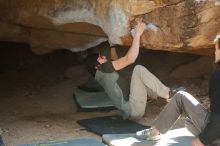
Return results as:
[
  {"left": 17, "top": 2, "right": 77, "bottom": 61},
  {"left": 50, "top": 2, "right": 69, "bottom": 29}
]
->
[
  {"left": 128, "top": 65, "right": 170, "bottom": 120},
  {"left": 152, "top": 91, "right": 220, "bottom": 146}
]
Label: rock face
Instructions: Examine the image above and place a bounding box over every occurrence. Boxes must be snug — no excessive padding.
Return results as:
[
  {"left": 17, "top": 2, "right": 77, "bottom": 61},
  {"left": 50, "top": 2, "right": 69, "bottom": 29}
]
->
[{"left": 0, "top": 0, "right": 219, "bottom": 55}]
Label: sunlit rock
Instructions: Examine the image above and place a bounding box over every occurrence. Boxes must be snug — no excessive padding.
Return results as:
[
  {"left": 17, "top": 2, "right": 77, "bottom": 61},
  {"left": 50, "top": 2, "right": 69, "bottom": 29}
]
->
[{"left": 0, "top": 0, "right": 219, "bottom": 55}]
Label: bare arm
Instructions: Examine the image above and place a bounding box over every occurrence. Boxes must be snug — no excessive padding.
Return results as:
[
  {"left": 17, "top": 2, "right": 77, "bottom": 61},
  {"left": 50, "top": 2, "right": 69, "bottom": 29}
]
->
[
  {"left": 112, "top": 21, "right": 145, "bottom": 70},
  {"left": 110, "top": 47, "right": 119, "bottom": 60}
]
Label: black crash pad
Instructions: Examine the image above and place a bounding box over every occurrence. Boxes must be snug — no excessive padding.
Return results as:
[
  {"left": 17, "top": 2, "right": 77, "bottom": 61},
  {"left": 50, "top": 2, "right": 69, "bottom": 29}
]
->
[
  {"left": 73, "top": 88, "right": 115, "bottom": 112},
  {"left": 77, "top": 115, "right": 150, "bottom": 136}
]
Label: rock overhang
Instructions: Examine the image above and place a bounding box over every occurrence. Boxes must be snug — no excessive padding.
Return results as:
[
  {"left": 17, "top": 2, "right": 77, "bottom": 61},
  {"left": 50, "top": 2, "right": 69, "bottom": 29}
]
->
[{"left": 0, "top": 0, "right": 219, "bottom": 56}]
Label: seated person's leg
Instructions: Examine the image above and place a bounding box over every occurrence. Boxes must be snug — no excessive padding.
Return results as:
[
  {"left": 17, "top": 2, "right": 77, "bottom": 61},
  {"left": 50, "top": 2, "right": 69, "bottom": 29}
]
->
[
  {"left": 185, "top": 117, "right": 200, "bottom": 135},
  {"left": 136, "top": 91, "right": 209, "bottom": 140},
  {"left": 154, "top": 91, "right": 209, "bottom": 134},
  {"left": 212, "top": 137, "right": 220, "bottom": 146}
]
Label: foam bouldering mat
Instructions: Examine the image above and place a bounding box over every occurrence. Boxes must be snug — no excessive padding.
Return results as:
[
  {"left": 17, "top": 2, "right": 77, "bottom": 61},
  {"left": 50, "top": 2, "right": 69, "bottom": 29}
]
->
[
  {"left": 78, "top": 77, "right": 104, "bottom": 92},
  {"left": 18, "top": 138, "right": 106, "bottom": 146},
  {"left": 77, "top": 115, "right": 150, "bottom": 136},
  {"left": 0, "top": 135, "right": 4, "bottom": 146},
  {"left": 73, "top": 88, "right": 115, "bottom": 112},
  {"left": 102, "top": 127, "right": 194, "bottom": 146}
]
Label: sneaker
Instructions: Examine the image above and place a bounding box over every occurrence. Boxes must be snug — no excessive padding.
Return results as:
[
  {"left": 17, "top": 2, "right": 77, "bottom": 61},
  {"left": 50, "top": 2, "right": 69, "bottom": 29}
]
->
[
  {"left": 135, "top": 128, "right": 161, "bottom": 141},
  {"left": 169, "top": 86, "right": 186, "bottom": 98}
]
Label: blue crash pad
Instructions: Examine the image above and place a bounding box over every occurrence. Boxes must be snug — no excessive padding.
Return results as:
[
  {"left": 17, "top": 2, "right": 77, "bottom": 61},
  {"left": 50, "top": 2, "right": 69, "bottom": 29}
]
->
[
  {"left": 18, "top": 138, "right": 105, "bottom": 146},
  {"left": 0, "top": 135, "right": 4, "bottom": 146},
  {"left": 73, "top": 88, "right": 115, "bottom": 112}
]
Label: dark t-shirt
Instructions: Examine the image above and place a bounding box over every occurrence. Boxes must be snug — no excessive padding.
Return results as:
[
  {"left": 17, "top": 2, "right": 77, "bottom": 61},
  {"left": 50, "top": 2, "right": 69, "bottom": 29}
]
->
[
  {"left": 98, "top": 61, "right": 131, "bottom": 101},
  {"left": 199, "top": 67, "right": 220, "bottom": 144}
]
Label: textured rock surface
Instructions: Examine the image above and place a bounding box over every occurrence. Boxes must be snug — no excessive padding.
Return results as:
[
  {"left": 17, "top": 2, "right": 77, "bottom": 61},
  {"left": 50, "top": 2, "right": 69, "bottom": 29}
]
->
[{"left": 0, "top": 0, "right": 219, "bottom": 55}]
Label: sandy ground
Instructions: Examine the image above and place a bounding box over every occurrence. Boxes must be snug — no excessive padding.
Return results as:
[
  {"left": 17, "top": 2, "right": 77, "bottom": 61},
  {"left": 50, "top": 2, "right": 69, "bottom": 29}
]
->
[
  {"left": 0, "top": 49, "right": 211, "bottom": 146},
  {"left": 0, "top": 59, "right": 114, "bottom": 146}
]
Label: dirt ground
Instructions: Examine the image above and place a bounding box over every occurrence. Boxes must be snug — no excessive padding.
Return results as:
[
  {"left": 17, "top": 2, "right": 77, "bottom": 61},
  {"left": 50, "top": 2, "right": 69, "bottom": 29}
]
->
[{"left": 0, "top": 45, "right": 211, "bottom": 146}]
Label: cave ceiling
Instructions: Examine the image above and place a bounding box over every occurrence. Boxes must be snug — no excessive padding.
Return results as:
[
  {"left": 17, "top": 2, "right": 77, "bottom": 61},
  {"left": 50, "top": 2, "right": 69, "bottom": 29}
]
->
[{"left": 0, "top": 0, "right": 219, "bottom": 55}]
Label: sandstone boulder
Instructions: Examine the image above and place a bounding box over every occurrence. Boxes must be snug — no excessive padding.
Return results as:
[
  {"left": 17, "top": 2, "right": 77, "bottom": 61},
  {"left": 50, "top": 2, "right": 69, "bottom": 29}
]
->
[{"left": 0, "top": 0, "right": 219, "bottom": 55}]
